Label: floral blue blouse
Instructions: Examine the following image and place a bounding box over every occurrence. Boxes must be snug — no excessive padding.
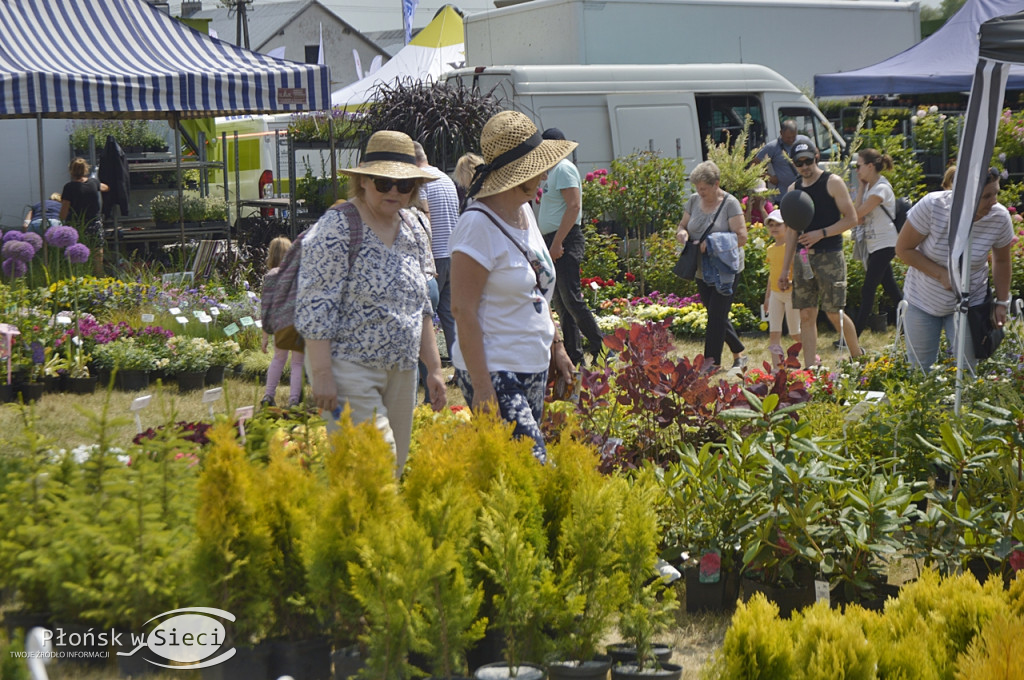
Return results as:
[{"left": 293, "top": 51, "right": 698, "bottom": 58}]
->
[{"left": 295, "top": 205, "right": 433, "bottom": 371}]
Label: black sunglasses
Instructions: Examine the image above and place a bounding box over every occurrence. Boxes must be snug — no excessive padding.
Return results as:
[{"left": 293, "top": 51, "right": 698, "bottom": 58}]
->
[
  {"left": 793, "top": 158, "right": 816, "bottom": 168},
  {"left": 372, "top": 177, "right": 417, "bottom": 194}
]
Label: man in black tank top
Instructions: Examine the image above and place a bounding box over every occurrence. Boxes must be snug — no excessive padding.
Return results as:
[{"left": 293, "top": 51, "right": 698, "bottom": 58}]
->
[{"left": 778, "top": 141, "right": 863, "bottom": 364}]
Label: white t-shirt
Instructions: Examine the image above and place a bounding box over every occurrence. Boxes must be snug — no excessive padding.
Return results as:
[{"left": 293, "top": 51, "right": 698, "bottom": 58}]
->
[
  {"left": 861, "top": 176, "right": 898, "bottom": 253},
  {"left": 451, "top": 203, "right": 556, "bottom": 373},
  {"left": 903, "top": 190, "right": 1013, "bottom": 317}
]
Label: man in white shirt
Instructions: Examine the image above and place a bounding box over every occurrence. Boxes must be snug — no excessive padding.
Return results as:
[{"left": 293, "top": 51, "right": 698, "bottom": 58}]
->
[{"left": 414, "top": 142, "right": 459, "bottom": 361}]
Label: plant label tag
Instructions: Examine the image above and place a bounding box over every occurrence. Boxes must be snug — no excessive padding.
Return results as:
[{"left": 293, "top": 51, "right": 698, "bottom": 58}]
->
[
  {"left": 814, "top": 579, "right": 830, "bottom": 606},
  {"left": 209, "top": 307, "right": 220, "bottom": 316},
  {"left": 254, "top": 320, "right": 263, "bottom": 329},
  {"left": 224, "top": 323, "right": 240, "bottom": 336},
  {"left": 202, "top": 387, "right": 223, "bottom": 404},
  {"left": 176, "top": 315, "right": 189, "bottom": 325},
  {"left": 0, "top": 323, "right": 20, "bottom": 337},
  {"left": 130, "top": 395, "right": 152, "bottom": 412},
  {"left": 168, "top": 307, "right": 181, "bottom": 315},
  {"left": 141, "top": 313, "right": 155, "bottom": 323},
  {"left": 698, "top": 549, "right": 722, "bottom": 584},
  {"left": 240, "top": 316, "right": 254, "bottom": 327},
  {"left": 57, "top": 315, "right": 72, "bottom": 325},
  {"left": 247, "top": 291, "right": 258, "bottom": 300},
  {"left": 235, "top": 405, "right": 254, "bottom": 443},
  {"left": 200, "top": 314, "right": 213, "bottom": 324},
  {"left": 71, "top": 336, "right": 82, "bottom": 346},
  {"left": 193, "top": 310, "right": 204, "bottom": 319},
  {"left": 589, "top": 281, "right": 600, "bottom": 290},
  {"left": 599, "top": 437, "right": 623, "bottom": 459}
]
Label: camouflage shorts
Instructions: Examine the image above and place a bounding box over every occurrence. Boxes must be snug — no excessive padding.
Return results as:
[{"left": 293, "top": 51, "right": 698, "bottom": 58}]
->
[{"left": 792, "top": 250, "right": 847, "bottom": 312}]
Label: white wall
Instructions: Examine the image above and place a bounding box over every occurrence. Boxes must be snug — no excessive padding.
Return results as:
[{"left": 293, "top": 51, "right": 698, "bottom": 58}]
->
[{"left": 0, "top": 119, "right": 71, "bottom": 230}]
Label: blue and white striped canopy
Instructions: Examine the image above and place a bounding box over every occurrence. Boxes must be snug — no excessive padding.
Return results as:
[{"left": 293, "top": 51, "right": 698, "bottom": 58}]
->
[{"left": 0, "top": 0, "right": 331, "bottom": 118}]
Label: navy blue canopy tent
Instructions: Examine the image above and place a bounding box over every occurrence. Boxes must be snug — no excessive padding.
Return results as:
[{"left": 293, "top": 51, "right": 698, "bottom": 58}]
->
[
  {"left": 814, "top": 0, "right": 1024, "bottom": 96},
  {"left": 0, "top": 0, "right": 331, "bottom": 249},
  {"left": 0, "top": 0, "right": 331, "bottom": 117}
]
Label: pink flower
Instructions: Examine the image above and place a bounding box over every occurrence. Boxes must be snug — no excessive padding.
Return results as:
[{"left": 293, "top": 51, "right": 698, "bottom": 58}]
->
[
  {"left": 599, "top": 177, "right": 607, "bottom": 186},
  {"left": 585, "top": 172, "right": 595, "bottom": 182},
  {"left": 699, "top": 551, "right": 721, "bottom": 578}
]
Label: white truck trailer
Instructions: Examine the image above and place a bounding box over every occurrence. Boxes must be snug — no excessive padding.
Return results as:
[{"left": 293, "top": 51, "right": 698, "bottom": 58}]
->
[
  {"left": 443, "top": 63, "right": 844, "bottom": 173},
  {"left": 463, "top": 0, "right": 921, "bottom": 94}
]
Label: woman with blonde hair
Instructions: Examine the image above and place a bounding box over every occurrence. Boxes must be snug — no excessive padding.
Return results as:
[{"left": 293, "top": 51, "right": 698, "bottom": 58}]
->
[
  {"left": 261, "top": 237, "right": 304, "bottom": 407},
  {"left": 450, "top": 111, "right": 575, "bottom": 462},
  {"left": 454, "top": 152, "right": 484, "bottom": 213},
  {"left": 297, "top": 130, "right": 446, "bottom": 474}
]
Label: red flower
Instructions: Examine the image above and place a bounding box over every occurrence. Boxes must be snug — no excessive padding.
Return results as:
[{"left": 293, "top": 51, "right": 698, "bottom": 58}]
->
[
  {"left": 625, "top": 272, "right": 636, "bottom": 282},
  {"left": 1010, "top": 548, "right": 1024, "bottom": 572},
  {"left": 605, "top": 279, "right": 616, "bottom": 287}
]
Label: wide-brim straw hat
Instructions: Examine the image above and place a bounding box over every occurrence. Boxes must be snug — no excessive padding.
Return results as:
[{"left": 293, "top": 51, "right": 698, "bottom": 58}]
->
[
  {"left": 342, "top": 130, "right": 438, "bottom": 181},
  {"left": 470, "top": 111, "right": 577, "bottom": 198}
]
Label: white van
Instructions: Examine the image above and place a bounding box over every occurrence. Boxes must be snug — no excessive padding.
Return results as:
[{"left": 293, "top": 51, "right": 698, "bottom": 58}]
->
[{"left": 443, "top": 64, "right": 844, "bottom": 173}]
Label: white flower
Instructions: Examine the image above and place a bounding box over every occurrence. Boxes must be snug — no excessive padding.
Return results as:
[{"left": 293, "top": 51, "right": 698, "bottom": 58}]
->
[
  {"left": 929, "top": 105, "right": 939, "bottom": 114},
  {"left": 916, "top": 109, "right": 927, "bottom": 118},
  {"left": 1000, "top": 152, "right": 1007, "bottom": 162},
  {"left": 911, "top": 116, "right": 919, "bottom": 124}
]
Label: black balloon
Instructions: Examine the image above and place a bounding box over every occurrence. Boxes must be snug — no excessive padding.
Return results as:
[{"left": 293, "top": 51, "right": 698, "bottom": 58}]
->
[{"left": 780, "top": 190, "right": 815, "bottom": 232}]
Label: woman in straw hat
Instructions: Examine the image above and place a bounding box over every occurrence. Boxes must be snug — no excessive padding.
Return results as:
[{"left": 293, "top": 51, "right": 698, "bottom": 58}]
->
[
  {"left": 296, "top": 130, "right": 446, "bottom": 474},
  {"left": 450, "top": 111, "right": 576, "bottom": 463}
]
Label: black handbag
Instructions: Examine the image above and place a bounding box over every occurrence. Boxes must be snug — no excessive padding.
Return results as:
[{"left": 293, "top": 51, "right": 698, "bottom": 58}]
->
[
  {"left": 673, "top": 199, "right": 727, "bottom": 280},
  {"left": 967, "top": 285, "right": 1005, "bottom": 360}
]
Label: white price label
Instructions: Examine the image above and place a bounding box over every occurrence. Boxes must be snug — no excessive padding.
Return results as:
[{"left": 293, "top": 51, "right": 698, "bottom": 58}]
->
[
  {"left": 193, "top": 310, "right": 204, "bottom": 319},
  {"left": 239, "top": 316, "right": 254, "bottom": 327},
  {"left": 56, "top": 315, "right": 72, "bottom": 325},
  {"left": 202, "top": 387, "right": 223, "bottom": 404},
  {"left": 589, "top": 281, "right": 600, "bottom": 290},
  {"left": 168, "top": 307, "right": 181, "bottom": 315},
  {"left": 209, "top": 307, "right": 220, "bottom": 316},
  {"left": 176, "top": 315, "right": 189, "bottom": 325},
  {"left": 141, "top": 313, "right": 155, "bottom": 323},
  {"left": 814, "top": 579, "right": 830, "bottom": 606},
  {"left": 129, "top": 395, "right": 152, "bottom": 412},
  {"left": 254, "top": 319, "right": 263, "bottom": 329}
]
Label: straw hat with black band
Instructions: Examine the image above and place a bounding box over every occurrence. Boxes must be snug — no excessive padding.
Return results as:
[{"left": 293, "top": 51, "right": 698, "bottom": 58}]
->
[
  {"left": 342, "top": 131, "right": 438, "bottom": 181},
  {"left": 468, "top": 111, "right": 577, "bottom": 199}
]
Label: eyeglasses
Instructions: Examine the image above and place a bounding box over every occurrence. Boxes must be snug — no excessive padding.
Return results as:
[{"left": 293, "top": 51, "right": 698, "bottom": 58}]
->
[
  {"left": 793, "top": 158, "right": 816, "bottom": 168},
  {"left": 371, "top": 177, "right": 417, "bottom": 194}
]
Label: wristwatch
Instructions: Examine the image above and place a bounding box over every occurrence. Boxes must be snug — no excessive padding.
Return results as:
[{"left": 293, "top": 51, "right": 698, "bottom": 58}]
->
[{"left": 995, "top": 298, "right": 1012, "bottom": 308}]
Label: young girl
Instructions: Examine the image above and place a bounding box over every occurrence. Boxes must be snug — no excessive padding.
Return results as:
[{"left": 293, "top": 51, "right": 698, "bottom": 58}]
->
[
  {"left": 261, "top": 237, "right": 304, "bottom": 407},
  {"left": 763, "top": 210, "right": 801, "bottom": 367}
]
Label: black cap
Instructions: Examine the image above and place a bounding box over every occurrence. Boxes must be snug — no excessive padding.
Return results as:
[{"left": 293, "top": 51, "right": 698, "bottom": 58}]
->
[
  {"left": 792, "top": 141, "right": 817, "bottom": 160},
  {"left": 542, "top": 128, "right": 566, "bottom": 141}
]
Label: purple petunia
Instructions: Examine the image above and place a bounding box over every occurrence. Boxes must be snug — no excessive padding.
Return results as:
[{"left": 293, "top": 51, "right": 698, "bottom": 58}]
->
[
  {"left": 1, "top": 240, "right": 35, "bottom": 262},
  {"left": 45, "top": 224, "right": 79, "bottom": 248},
  {"left": 2, "top": 258, "right": 26, "bottom": 278},
  {"left": 65, "top": 243, "right": 91, "bottom": 264},
  {"left": 30, "top": 341, "right": 45, "bottom": 365},
  {"left": 2, "top": 230, "right": 24, "bottom": 243},
  {"left": 20, "top": 231, "right": 43, "bottom": 254}
]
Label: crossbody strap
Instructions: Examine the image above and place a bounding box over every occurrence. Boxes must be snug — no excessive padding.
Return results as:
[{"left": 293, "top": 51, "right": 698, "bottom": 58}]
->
[
  {"left": 878, "top": 203, "right": 897, "bottom": 228},
  {"left": 466, "top": 206, "right": 544, "bottom": 291},
  {"left": 692, "top": 196, "right": 728, "bottom": 244}
]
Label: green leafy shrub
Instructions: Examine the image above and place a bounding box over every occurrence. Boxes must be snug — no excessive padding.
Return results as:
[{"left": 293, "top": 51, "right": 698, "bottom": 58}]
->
[
  {"left": 705, "top": 115, "right": 770, "bottom": 198},
  {"left": 69, "top": 120, "right": 167, "bottom": 152}
]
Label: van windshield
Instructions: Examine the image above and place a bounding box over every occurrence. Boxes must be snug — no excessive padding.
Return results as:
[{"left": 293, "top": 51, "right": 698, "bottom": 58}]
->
[
  {"left": 696, "top": 95, "right": 766, "bottom": 157},
  {"left": 779, "top": 107, "right": 838, "bottom": 160}
]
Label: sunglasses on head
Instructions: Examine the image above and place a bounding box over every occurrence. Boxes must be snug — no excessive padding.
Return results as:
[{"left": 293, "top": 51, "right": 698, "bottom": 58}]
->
[
  {"left": 793, "top": 158, "right": 816, "bottom": 168},
  {"left": 371, "top": 177, "right": 417, "bottom": 194}
]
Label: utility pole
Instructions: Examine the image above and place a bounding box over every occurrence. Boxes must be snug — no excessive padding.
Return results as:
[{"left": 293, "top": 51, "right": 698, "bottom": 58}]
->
[{"left": 232, "top": 0, "right": 251, "bottom": 49}]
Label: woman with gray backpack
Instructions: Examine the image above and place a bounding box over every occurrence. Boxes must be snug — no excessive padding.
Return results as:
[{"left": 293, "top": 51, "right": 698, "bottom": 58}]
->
[{"left": 851, "top": 148, "right": 904, "bottom": 337}]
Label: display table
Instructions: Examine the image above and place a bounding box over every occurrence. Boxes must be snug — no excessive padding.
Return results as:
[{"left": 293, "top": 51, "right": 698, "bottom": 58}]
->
[{"left": 106, "top": 220, "right": 230, "bottom": 252}]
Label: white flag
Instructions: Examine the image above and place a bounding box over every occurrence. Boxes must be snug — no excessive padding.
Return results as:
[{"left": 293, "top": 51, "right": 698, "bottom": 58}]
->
[
  {"left": 352, "top": 49, "right": 363, "bottom": 80},
  {"left": 317, "top": 22, "right": 325, "bottom": 65}
]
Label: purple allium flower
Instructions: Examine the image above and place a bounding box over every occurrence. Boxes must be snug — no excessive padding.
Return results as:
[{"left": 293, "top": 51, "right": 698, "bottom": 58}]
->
[
  {"left": 21, "top": 231, "right": 43, "bottom": 254},
  {"left": 2, "top": 258, "right": 26, "bottom": 278},
  {"left": 30, "top": 341, "right": 45, "bottom": 364},
  {"left": 45, "top": 224, "right": 79, "bottom": 248},
  {"left": 2, "top": 230, "right": 23, "bottom": 243},
  {"left": 65, "top": 243, "right": 91, "bottom": 264},
  {"left": 1, "top": 240, "right": 35, "bottom": 262}
]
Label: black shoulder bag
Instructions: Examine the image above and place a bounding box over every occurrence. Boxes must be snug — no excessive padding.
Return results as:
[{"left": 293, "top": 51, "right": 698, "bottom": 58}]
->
[
  {"left": 967, "top": 284, "right": 1005, "bottom": 360},
  {"left": 673, "top": 198, "right": 727, "bottom": 280}
]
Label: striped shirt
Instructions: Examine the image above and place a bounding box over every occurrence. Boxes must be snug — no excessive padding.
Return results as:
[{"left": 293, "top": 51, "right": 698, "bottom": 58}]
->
[
  {"left": 903, "top": 190, "right": 1013, "bottom": 317},
  {"left": 419, "top": 165, "right": 459, "bottom": 259}
]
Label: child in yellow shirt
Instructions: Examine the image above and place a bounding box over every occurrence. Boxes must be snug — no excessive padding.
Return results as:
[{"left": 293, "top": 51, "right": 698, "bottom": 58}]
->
[{"left": 763, "top": 210, "right": 802, "bottom": 367}]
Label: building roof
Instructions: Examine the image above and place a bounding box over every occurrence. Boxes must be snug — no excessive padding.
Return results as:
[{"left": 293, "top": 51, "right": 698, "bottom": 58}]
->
[
  {"left": 193, "top": 0, "right": 382, "bottom": 52},
  {"left": 363, "top": 28, "right": 424, "bottom": 57}
]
